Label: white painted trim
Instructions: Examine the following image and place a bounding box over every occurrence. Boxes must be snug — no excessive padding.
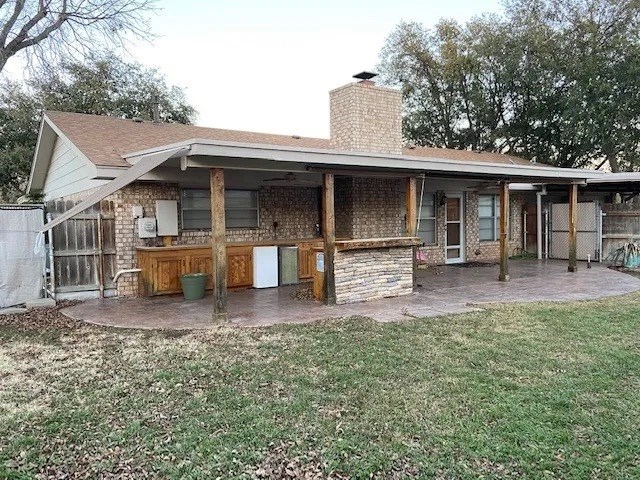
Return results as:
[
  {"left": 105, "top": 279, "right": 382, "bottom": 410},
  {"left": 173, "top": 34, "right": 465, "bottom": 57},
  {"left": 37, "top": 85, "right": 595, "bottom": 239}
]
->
[
  {"left": 26, "top": 117, "right": 47, "bottom": 193},
  {"left": 444, "top": 193, "right": 465, "bottom": 264},
  {"left": 587, "top": 172, "right": 640, "bottom": 183}
]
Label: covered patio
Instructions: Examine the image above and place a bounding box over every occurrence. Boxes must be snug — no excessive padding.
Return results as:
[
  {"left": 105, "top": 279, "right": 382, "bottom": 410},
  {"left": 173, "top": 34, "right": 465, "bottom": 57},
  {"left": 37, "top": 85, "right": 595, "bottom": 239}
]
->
[{"left": 61, "top": 259, "right": 640, "bottom": 329}]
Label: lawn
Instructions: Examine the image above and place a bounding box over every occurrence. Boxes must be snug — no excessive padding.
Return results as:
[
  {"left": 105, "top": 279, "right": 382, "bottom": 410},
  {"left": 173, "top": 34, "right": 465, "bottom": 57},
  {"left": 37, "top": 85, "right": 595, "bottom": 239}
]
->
[{"left": 1, "top": 294, "right": 639, "bottom": 479}]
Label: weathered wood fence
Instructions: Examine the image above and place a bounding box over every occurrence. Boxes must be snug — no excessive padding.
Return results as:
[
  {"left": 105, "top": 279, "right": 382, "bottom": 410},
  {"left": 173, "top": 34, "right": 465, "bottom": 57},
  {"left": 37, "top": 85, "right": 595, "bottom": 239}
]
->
[
  {"left": 46, "top": 199, "right": 116, "bottom": 296},
  {"left": 601, "top": 203, "right": 640, "bottom": 260}
]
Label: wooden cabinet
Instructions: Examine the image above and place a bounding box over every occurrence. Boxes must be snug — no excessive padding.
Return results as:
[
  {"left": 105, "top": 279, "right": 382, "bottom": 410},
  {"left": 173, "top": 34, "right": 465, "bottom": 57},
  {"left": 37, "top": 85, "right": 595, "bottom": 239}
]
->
[
  {"left": 298, "top": 242, "right": 321, "bottom": 280},
  {"left": 138, "top": 240, "right": 321, "bottom": 296},
  {"left": 189, "top": 251, "right": 213, "bottom": 290},
  {"left": 152, "top": 254, "right": 185, "bottom": 294},
  {"left": 227, "top": 246, "right": 253, "bottom": 288}
]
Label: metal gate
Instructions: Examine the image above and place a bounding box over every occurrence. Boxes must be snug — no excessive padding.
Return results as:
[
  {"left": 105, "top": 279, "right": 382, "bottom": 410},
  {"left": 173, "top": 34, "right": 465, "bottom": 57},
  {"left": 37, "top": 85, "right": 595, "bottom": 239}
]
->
[
  {"left": 549, "top": 201, "right": 601, "bottom": 261},
  {"left": 47, "top": 199, "right": 116, "bottom": 297}
]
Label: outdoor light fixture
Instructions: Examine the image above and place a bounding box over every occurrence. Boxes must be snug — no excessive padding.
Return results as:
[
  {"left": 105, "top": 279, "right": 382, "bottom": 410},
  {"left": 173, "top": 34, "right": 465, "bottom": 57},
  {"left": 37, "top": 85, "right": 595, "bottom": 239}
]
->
[{"left": 436, "top": 190, "right": 447, "bottom": 206}]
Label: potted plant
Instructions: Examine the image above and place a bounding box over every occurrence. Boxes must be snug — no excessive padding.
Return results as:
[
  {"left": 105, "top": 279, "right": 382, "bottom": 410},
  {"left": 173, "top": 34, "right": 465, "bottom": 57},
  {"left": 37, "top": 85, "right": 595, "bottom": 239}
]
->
[{"left": 180, "top": 273, "right": 208, "bottom": 300}]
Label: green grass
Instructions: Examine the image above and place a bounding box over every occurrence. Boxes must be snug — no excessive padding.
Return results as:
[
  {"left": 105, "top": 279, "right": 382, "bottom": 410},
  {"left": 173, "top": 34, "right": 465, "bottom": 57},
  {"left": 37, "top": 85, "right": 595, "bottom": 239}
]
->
[{"left": 1, "top": 294, "right": 640, "bottom": 479}]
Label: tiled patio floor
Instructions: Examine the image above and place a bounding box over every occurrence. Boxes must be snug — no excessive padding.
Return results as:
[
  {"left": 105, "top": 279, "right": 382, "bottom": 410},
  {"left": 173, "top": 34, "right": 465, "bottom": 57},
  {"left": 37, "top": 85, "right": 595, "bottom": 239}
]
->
[{"left": 62, "top": 260, "right": 640, "bottom": 329}]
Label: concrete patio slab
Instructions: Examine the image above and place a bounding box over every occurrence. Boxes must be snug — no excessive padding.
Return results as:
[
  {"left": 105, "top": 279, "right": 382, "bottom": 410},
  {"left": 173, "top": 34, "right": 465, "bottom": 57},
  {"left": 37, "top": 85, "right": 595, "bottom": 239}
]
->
[{"left": 61, "top": 260, "right": 640, "bottom": 329}]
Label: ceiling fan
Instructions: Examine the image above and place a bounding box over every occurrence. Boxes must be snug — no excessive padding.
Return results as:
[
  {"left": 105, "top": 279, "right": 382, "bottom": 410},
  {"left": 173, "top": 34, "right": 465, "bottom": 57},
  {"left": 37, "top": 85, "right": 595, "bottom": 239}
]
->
[{"left": 262, "top": 172, "right": 317, "bottom": 185}]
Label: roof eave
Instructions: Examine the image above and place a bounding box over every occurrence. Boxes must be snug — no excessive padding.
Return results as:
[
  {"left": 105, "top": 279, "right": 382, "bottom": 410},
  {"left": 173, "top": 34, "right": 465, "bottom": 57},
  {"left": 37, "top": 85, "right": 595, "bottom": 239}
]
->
[{"left": 122, "top": 139, "right": 602, "bottom": 182}]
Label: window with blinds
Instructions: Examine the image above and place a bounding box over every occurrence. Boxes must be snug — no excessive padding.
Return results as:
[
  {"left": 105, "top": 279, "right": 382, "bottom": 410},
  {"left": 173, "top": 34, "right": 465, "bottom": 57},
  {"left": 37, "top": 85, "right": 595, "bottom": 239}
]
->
[
  {"left": 417, "top": 193, "right": 437, "bottom": 245},
  {"left": 479, "top": 195, "right": 500, "bottom": 241},
  {"left": 181, "top": 189, "right": 259, "bottom": 230}
]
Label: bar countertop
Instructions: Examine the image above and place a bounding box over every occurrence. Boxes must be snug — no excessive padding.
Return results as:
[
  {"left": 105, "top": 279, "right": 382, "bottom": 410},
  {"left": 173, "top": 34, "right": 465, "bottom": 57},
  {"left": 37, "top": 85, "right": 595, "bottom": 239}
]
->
[
  {"left": 136, "top": 238, "right": 324, "bottom": 251},
  {"left": 334, "top": 237, "right": 420, "bottom": 252}
]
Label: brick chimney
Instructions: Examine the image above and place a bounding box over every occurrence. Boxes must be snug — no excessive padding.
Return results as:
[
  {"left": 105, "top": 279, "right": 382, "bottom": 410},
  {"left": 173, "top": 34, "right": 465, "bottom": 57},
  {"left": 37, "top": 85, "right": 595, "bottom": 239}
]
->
[{"left": 329, "top": 73, "right": 403, "bottom": 155}]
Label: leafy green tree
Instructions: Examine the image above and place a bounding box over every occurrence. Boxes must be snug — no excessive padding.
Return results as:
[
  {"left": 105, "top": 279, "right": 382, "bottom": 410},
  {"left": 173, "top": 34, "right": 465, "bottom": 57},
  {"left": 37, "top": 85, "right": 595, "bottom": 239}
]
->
[
  {"left": 0, "top": 53, "right": 197, "bottom": 201},
  {"left": 0, "top": 82, "right": 40, "bottom": 201},
  {"left": 379, "top": 0, "right": 640, "bottom": 171}
]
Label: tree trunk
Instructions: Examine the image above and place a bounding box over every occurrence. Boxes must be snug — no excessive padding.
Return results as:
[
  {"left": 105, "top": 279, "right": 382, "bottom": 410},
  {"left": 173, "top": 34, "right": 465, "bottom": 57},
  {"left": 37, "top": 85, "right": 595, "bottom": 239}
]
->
[{"left": 607, "top": 152, "right": 621, "bottom": 173}]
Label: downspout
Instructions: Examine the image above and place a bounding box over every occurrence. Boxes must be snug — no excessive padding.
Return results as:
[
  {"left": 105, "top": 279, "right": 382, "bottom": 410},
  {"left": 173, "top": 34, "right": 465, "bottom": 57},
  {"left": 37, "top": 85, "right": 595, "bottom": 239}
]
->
[{"left": 536, "top": 185, "right": 547, "bottom": 259}]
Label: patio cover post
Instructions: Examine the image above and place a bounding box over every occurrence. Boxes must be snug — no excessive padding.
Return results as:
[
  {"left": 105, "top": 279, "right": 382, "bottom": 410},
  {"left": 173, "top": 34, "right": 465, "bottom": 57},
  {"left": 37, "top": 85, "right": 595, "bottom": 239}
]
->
[
  {"left": 322, "top": 173, "right": 336, "bottom": 305},
  {"left": 405, "top": 176, "right": 417, "bottom": 288},
  {"left": 210, "top": 168, "right": 229, "bottom": 322},
  {"left": 499, "top": 180, "right": 510, "bottom": 282},
  {"left": 568, "top": 183, "right": 578, "bottom": 272}
]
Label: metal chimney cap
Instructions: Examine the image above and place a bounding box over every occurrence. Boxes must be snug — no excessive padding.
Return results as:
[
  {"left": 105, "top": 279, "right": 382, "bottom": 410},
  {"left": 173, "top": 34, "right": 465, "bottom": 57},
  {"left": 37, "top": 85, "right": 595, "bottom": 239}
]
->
[{"left": 353, "top": 71, "right": 378, "bottom": 81}]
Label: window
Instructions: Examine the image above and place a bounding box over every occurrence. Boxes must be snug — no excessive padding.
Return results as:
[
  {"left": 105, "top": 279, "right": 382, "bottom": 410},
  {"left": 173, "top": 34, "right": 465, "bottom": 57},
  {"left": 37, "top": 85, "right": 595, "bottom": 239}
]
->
[
  {"left": 479, "top": 194, "right": 500, "bottom": 241},
  {"left": 417, "top": 193, "right": 437, "bottom": 244},
  {"left": 181, "top": 189, "right": 259, "bottom": 230}
]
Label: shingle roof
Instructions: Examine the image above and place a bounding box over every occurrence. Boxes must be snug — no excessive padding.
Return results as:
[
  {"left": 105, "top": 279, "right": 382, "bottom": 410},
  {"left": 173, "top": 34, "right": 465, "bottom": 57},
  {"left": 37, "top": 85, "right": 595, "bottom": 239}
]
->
[
  {"left": 401, "top": 146, "right": 545, "bottom": 167},
  {"left": 45, "top": 111, "right": 541, "bottom": 168}
]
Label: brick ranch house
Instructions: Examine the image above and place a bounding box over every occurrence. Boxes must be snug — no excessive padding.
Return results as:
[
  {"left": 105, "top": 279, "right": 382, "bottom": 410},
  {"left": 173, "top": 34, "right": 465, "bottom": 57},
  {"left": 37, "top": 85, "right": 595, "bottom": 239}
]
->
[{"left": 28, "top": 75, "right": 600, "bottom": 321}]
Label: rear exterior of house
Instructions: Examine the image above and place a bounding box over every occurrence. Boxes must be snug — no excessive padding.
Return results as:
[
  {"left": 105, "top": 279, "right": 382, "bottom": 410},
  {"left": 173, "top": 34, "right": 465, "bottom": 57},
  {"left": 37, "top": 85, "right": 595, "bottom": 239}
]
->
[{"left": 28, "top": 76, "right": 595, "bottom": 311}]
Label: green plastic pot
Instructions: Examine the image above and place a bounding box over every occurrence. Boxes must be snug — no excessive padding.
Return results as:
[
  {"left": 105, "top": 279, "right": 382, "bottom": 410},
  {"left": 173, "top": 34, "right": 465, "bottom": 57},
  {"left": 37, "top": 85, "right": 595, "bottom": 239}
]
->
[{"left": 180, "top": 273, "right": 208, "bottom": 300}]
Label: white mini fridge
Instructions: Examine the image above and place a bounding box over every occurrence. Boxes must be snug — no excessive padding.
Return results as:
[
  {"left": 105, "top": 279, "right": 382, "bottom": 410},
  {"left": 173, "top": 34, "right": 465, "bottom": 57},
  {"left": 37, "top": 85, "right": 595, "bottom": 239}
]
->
[{"left": 253, "top": 246, "right": 279, "bottom": 288}]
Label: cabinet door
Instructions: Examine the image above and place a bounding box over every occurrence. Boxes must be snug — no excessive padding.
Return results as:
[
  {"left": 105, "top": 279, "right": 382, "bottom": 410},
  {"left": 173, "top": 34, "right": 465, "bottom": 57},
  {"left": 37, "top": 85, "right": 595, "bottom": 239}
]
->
[
  {"left": 298, "top": 244, "right": 313, "bottom": 279},
  {"left": 227, "top": 246, "right": 253, "bottom": 288},
  {"left": 151, "top": 255, "right": 185, "bottom": 295},
  {"left": 189, "top": 253, "right": 213, "bottom": 290}
]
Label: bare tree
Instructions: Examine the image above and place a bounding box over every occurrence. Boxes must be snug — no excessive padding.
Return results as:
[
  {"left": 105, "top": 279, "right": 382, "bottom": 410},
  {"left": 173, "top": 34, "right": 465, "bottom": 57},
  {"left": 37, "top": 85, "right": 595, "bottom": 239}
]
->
[{"left": 0, "top": 0, "right": 157, "bottom": 74}]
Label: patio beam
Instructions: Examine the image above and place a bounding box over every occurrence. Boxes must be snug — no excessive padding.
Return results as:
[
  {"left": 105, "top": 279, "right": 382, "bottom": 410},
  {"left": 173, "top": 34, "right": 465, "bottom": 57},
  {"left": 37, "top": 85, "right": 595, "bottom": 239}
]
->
[
  {"left": 322, "top": 173, "right": 336, "bottom": 305},
  {"left": 210, "top": 168, "right": 229, "bottom": 322},
  {"left": 568, "top": 183, "right": 578, "bottom": 272},
  {"left": 499, "top": 180, "right": 510, "bottom": 282},
  {"left": 405, "top": 176, "right": 418, "bottom": 288}
]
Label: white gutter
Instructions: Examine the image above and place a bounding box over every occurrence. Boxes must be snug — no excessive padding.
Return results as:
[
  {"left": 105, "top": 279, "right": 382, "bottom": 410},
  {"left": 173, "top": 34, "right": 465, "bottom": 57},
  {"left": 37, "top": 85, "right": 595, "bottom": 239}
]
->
[
  {"left": 122, "top": 139, "right": 604, "bottom": 182},
  {"left": 40, "top": 146, "right": 190, "bottom": 233},
  {"left": 586, "top": 172, "right": 640, "bottom": 183}
]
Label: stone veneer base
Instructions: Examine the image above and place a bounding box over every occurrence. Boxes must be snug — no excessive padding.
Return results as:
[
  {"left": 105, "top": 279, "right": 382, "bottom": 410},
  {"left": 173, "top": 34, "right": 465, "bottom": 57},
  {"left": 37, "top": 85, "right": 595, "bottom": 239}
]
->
[{"left": 334, "top": 246, "right": 413, "bottom": 304}]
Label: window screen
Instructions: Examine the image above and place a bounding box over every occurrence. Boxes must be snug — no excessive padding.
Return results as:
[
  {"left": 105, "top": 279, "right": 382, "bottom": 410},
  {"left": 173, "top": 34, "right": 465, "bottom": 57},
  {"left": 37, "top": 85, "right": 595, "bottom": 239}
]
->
[
  {"left": 417, "top": 193, "right": 437, "bottom": 244},
  {"left": 479, "top": 194, "right": 500, "bottom": 241}
]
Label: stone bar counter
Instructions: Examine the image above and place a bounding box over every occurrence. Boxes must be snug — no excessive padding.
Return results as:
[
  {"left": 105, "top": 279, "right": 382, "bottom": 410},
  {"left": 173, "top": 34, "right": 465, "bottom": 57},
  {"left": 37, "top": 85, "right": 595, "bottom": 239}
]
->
[{"left": 332, "top": 237, "right": 419, "bottom": 304}]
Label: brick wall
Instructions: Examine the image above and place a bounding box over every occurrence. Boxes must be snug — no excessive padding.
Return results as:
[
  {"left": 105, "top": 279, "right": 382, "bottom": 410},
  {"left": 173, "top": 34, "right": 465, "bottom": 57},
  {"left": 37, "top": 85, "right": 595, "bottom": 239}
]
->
[
  {"left": 464, "top": 192, "right": 524, "bottom": 262},
  {"left": 335, "top": 177, "right": 404, "bottom": 239},
  {"left": 99, "top": 182, "right": 320, "bottom": 296},
  {"left": 417, "top": 191, "right": 524, "bottom": 266},
  {"left": 329, "top": 81, "right": 403, "bottom": 155},
  {"left": 334, "top": 247, "right": 413, "bottom": 304}
]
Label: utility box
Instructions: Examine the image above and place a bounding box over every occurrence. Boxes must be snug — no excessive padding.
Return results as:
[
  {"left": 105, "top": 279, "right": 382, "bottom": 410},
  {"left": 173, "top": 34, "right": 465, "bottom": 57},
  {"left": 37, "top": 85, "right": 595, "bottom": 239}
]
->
[
  {"left": 156, "top": 200, "right": 178, "bottom": 236},
  {"left": 278, "top": 246, "right": 299, "bottom": 285},
  {"left": 138, "top": 217, "right": 157, "bottom": 238}
]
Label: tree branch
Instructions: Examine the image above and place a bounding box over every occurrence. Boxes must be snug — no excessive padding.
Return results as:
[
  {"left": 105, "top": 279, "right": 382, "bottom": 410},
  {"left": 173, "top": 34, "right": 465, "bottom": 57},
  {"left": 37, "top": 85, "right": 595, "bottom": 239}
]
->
[{"left": 0, "top": 0, "right": 26, "bottom": 47}]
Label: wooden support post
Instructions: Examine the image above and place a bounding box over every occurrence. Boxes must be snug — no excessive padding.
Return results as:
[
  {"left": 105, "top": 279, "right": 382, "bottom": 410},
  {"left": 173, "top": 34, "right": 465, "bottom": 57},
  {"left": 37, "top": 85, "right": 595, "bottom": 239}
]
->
[
  {"left": 499, "top": 180, "right": 510, "bottom": 282},
  {"left": 568, "top": 183, "right": 578, "bottom": 272},
  {"left": 322, "top": 173, "right": 336, "bottom": 305},
  {"left": 405, "top": 177, "right": 417, "bottom": 288},
  {"left": 210, "top": 168, "right": 228, "bottom": 322}
]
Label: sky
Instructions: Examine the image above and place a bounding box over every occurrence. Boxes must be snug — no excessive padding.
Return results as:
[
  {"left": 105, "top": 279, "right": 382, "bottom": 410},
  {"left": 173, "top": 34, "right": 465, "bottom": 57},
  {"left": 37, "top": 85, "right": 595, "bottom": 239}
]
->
[{"left": 5, "top": 0, "right": 503, "bottom": 138}]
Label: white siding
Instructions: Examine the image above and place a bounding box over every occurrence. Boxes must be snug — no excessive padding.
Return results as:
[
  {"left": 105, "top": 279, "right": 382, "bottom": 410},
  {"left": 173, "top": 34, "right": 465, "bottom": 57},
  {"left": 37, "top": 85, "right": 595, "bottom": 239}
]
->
[{"left": 42, "top": 136, "right": 106, "bottom": 200}]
